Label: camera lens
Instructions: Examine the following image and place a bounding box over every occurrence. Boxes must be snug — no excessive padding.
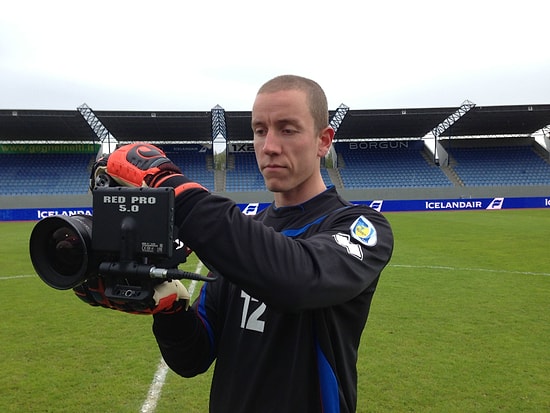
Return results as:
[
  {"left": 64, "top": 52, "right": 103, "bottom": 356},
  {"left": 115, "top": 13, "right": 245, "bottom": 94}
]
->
[
  {"left": 29, "top": 215, "right": 94, "bottom": 289},
  {"left": 48, "top": 226, "right": 86, "bottom": 276}
]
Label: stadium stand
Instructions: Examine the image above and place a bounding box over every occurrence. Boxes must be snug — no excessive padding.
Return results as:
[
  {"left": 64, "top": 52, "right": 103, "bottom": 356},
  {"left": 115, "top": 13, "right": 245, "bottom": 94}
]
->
[
  {"left": 336, "top": 141, "right": 453, "bottom": 188},
  {"left": 1, "top": 105, "right": 549, "bottom": 198},
  {"left": 225, "top": 153, "right": 336, "bottom": 191},
  {"left": 167, "top": 150, "right": 216, "bottom": 191},
  {"left": 225, "top": 152, "right": 267, "bottom": 192},
  {"left": 449, "top": 145, "right": 550, "bottom": 186},
  {"left": 0, "top": 153, "right": 93, "bottom": 195}
]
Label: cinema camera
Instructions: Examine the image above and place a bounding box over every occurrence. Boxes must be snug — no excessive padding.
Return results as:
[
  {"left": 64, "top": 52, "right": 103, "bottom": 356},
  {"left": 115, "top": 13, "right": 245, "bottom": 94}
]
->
[{"left": 29, "top": 186, "right": 214, "bottom": 303}]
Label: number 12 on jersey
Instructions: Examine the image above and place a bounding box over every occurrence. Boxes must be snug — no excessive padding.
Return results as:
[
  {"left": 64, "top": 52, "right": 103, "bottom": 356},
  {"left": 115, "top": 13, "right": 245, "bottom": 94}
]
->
[{"left": 240, "top": 291, "right": 266, "bottom": 333}]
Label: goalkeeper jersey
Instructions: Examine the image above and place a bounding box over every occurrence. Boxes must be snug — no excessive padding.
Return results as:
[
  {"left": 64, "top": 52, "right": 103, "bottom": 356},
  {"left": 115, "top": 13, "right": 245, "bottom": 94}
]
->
[{"left": 153, "top": 186, "right": 394, "bottom": 413}]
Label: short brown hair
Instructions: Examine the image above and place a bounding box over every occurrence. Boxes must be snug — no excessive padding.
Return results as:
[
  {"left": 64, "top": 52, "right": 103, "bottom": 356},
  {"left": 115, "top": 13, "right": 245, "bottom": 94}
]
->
[{"left": 256, "top": 75, "right": 329, "bottom": 133}]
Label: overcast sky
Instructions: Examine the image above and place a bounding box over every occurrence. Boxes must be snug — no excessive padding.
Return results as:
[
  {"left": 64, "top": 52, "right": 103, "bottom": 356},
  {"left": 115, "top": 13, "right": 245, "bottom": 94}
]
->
[{"left": 1, "top": 0, "right": 548, "bottom": 112}]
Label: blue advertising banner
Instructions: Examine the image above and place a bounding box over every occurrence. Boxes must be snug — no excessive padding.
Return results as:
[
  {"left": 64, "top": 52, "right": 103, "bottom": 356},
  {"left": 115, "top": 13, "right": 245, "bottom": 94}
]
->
[
  {"left": 352, "top": 196, "right": 550, "bottom": 213},
  {"left": 235, "top": 196, "right": 550, "bottom": 215},
  {"left": 1, "top": 196, "right": 549, "bottom": 221},
  {"left": 0, "top": 207, "right": 93, "bottom": 222}
]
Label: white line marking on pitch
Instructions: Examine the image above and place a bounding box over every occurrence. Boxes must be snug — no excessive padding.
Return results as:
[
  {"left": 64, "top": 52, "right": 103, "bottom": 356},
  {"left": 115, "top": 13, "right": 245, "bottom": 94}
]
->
[
  {"left": 140, "top": 261, "right": 203, "bottom": 413},
  {"left": 389, "top": 264, "right": 550, "bottom": 277},
  {"left": 0, "top": 274, "right": 36, "bottom": 280}
]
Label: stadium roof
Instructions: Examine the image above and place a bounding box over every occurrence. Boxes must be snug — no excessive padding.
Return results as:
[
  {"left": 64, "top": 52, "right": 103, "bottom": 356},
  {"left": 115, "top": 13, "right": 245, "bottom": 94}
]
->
[{"left": 1, "top": 104, "right": 549, "bottom": 143}]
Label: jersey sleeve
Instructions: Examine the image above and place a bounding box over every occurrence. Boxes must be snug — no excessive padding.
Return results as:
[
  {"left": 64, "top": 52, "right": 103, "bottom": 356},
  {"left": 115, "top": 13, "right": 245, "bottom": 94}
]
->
[
  {"left": 152, "top": 276, "right": 226, "bottom": 377},
  {"left": 174, "top": 193, "right": 394, "bottom": 312}
]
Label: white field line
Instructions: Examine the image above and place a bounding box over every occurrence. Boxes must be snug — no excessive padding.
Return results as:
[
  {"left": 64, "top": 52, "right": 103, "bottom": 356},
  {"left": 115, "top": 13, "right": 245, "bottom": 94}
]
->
[
  {"left": 3, "top": 264, "right": 548, "bottom": 282},
  {"left": 388, "top": 263, "right": 550, "bottom": 277},
  {"left": 140, "top": 261, "right": 203, "bottom": 413},
  {"left": 0, "top": 274, "right": 36, "bottom": 280},
  {"left": 4, "top": 263, "right": 548, "bottom": 283}
]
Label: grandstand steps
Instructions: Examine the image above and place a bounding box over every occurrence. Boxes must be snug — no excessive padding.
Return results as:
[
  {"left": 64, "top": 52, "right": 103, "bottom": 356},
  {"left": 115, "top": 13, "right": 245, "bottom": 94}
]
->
[
  {"left": 420, "top": 146, "right": 461, "bottom": 187},
  {"left": 215, "top": 169, "right": 226, "bottom": 191},
  {"left": 205, "top": 155, "right": 214, "bottom": 170},
  {"left": 227, "top": 154, "right": 235, "bottom": 170},
  {"left": 327, "top": 168, "right": 344, "bottom": 189},
  {"left": 337, "top": 153, "right": 346, "bottom": 168},
  {"left": 441, "top": 164, "right": 464, "bottom": 187},
  {"left": 442, "top": 154, "right": 465, "bottom": 186}
]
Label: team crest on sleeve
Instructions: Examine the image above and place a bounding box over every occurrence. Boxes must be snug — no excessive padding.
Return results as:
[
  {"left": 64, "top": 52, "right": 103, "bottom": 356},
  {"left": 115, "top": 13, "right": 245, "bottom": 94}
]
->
[{"left": 350, "top": 216, "right": 378, "bottom": 247}]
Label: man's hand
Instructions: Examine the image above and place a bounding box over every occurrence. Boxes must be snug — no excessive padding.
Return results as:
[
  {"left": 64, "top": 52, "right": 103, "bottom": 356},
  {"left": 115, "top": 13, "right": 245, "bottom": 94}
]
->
[
  {"left": 153, "top": 280, "right": 191, "bottom": 313},
  {"left": 103, "top": 143, "right": 207, "bottom": 196},
  {"left": 106, "top": 143, "right": 183, "bottom": 188},
  {"left": 73, "top": 277, "right": 190, "bottom": 315}
]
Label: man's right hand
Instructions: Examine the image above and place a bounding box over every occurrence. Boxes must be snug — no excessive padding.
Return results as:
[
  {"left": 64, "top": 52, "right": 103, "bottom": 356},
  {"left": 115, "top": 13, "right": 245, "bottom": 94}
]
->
[
  {"left": 73, "top": 277, "right": 190, "bottom": 315},
  {"left": 106, "top": 143, "right": 183, "bottom": 188},
  {"left": 98, "top": 143, "right": 207, "bottom": 197}
]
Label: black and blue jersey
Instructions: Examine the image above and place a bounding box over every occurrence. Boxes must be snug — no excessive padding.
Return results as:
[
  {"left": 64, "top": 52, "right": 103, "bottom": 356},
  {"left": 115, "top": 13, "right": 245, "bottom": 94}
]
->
[{"left": 153, "top": 186, "right": 394, "bottom": 413}]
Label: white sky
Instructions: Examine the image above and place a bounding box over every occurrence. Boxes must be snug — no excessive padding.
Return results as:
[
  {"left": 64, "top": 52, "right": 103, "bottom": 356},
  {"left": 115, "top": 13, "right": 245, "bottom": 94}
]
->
[{"left": 0, "top": 0, "right": 548, "bottom": 112}]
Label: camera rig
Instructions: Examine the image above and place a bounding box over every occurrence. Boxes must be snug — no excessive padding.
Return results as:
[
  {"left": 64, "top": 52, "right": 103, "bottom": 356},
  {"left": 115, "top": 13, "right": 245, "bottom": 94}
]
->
[{"left": 29, "top": 186, "right": 215, "bottom": 303}]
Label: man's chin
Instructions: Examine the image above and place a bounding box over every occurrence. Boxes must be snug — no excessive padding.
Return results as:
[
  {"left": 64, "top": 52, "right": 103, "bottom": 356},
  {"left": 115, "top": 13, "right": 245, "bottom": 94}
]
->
[{"left": 264, "top": 179, "right": 286, "bottom": 193}]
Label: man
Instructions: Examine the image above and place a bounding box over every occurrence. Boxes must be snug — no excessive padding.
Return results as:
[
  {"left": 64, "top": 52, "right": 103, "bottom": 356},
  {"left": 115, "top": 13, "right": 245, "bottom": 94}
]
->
[{"left": 77, "top": 75, "right": 394, "bottom": 412}]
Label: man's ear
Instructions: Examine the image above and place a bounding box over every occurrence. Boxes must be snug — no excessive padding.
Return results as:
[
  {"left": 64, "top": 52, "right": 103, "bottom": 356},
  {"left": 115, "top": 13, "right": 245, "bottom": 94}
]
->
[{"left": 318, "top": 126, "right": 335, "bottom": 157}]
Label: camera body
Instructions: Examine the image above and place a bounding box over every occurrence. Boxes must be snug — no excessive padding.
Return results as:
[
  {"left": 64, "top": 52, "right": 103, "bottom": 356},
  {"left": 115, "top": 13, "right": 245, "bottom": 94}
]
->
[
  {"left": 29, "top": 186, "right": 200, "bottom": 303},
  {"left": 92, "top": 186, "right": 175, "bottom": 260}
]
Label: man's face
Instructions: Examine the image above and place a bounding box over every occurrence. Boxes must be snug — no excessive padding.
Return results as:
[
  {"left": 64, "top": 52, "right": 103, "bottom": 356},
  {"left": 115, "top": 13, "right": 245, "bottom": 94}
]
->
[{"left": 252, "top": 89, "right": 332, "bottom": 205}]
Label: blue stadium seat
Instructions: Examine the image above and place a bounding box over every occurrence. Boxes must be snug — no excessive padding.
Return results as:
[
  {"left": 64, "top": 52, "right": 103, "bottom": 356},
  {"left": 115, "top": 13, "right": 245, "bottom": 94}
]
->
[
  {"left": 225, "top": 152, "right": 266, "bottom": 192},
  {"left": 4, "top": 143, "right": 548, "bottom": 195},
  {"left": 0, "top": 153, "right": 93, "bottom": 195},
  {"left": 167, "top": 151, "right": 215, "bottom": 191},
  {"left": 336, "top": 142, "right": 452, "bottom": 189},
  {"left": 450, "top": 146, "right": 550, "bottom": 186}
]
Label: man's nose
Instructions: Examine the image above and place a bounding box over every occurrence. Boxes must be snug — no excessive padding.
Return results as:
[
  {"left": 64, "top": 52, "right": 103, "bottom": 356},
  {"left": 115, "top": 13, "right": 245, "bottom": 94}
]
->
[{"left": 261, "top": 131, "right": 280, "bottom": 154}]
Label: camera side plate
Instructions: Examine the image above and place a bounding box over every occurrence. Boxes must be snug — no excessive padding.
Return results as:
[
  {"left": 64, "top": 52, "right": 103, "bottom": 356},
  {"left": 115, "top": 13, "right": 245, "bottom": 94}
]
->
[{"left": 92, "top": 187, "right": 175, "bottom": 258}]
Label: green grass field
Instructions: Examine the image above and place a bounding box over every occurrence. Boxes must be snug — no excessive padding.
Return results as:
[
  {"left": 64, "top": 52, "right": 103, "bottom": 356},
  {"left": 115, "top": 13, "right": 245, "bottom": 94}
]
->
[{"left": 1, "top": 209, "right": 548, "bottom": 412}]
